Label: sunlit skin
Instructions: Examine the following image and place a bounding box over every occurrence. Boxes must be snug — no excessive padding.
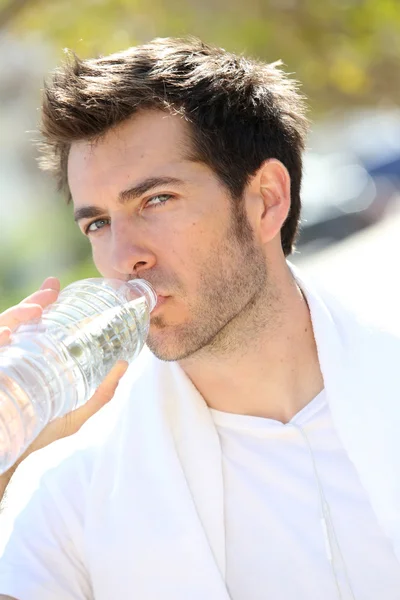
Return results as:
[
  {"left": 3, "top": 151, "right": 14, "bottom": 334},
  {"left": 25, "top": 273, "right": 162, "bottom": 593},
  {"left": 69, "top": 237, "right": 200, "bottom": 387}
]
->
[{"left": 69, "top": 110, "right": 324, "bottom": 422}]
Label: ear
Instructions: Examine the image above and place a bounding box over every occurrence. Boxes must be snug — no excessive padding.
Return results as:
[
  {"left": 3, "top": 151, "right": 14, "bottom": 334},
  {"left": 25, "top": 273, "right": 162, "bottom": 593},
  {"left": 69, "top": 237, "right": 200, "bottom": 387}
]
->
[{"left": 247, "top": 159, "right": 291, "bottom": 246}]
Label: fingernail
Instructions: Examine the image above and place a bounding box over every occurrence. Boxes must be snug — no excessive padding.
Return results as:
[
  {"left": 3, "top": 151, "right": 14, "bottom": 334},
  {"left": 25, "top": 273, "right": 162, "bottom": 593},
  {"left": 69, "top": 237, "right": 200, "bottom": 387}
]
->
[{"left": 41, "top": 276, "right": 59, "bottom": 289}]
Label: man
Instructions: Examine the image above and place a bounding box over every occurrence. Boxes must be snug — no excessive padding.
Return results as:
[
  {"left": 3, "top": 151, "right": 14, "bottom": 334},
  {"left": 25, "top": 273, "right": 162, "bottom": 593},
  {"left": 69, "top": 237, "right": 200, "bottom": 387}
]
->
[{"left": 0, "top": 37, "right": 399, "bottom": 600}]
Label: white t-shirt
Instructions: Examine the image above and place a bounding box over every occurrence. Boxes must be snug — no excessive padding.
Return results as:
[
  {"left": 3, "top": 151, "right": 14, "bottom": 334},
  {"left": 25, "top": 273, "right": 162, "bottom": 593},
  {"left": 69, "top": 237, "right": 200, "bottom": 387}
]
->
[
  {"left": 210, "top": 391, "right": 400, "bottom": 599},
  {"left": 1, "top": 379, "right": 400, "bottom": 600}
]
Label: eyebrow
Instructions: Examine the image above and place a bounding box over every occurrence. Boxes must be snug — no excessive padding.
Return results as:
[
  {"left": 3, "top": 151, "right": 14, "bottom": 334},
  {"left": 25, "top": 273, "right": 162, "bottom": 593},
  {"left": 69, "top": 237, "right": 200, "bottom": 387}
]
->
[{"left": 73, "top": 176, "right": 185, "bottom": 222}]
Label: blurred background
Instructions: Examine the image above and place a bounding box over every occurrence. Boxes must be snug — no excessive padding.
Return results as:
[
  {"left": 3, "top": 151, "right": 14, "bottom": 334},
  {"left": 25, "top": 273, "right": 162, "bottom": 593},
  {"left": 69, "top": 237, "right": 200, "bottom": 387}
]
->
[{"left": 0, "top": 0, "right": 399, "bottom": 328}]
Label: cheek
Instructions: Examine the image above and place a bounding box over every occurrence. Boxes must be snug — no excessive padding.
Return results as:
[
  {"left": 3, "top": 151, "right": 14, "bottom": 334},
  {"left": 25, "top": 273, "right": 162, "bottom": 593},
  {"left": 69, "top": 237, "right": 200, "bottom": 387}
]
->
[
  {"left": 179, "top": 231, "right": 220, "bottom": 281},
  {"left": 90, "top": 242, "right": 114, "bottom": 278},
  {"left": 174, "top": 228, "right": 206, "bottom": 268}
]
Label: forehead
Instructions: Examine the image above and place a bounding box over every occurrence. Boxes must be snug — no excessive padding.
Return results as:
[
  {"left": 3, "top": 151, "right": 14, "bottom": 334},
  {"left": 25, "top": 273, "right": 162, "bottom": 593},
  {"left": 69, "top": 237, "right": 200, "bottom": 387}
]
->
[{"left": 67, "top": 110, "right": 194, "bottom": 204}]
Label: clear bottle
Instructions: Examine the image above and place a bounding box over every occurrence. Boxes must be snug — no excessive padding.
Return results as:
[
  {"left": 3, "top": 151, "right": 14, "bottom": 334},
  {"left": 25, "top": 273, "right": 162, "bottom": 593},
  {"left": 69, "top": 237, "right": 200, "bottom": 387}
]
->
[{"left": 0, "top": 277, "right": 157, "bottom": 475}]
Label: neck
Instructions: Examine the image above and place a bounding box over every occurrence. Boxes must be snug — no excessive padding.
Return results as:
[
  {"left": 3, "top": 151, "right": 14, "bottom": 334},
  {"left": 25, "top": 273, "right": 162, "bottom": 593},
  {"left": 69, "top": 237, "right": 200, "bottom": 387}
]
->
[{"left": 179, "top": 264, "right": 324, "bottom": 424}]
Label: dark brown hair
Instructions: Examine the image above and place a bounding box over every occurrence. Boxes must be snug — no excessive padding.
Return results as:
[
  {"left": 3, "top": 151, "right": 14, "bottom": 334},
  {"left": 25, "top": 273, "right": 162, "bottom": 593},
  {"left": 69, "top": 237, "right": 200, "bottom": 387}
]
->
[{"left": 40, "top": 37, "right": 309, "bottom": 255}]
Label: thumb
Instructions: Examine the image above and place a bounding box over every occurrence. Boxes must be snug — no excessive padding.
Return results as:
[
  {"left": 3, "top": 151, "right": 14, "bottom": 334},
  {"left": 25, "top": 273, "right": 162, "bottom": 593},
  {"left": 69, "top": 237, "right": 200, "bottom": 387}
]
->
[{"left": 66, "top": 360, "right": 129, "bottom": 434}]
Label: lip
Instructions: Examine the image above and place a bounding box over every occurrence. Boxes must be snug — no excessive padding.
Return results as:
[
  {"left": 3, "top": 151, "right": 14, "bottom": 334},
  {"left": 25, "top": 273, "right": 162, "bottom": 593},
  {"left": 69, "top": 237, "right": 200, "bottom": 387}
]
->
[{"left": 153, "top": 295, "right": 169, "bottom": 312}]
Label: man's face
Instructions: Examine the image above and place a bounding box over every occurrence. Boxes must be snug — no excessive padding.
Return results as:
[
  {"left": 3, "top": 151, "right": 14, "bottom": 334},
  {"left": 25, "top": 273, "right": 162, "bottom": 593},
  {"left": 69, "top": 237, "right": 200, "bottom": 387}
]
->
[{"left": 68, "top": 110, "right": 268, "bottom": 361}]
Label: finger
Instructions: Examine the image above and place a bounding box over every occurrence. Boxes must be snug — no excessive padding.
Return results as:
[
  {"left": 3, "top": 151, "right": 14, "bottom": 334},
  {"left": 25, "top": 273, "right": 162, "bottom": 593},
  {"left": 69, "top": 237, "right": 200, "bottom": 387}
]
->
[
  {"left": 80, "top": 361, "right": 129, "bottom": 417},
  {"left": 0, "top": 327, "right": 11, "bottom": 347},
  {"left": 66, "top": 361, "right": 129, "bottom": 434},
  {"left": 20, "top": 288, "right": 59, "bottom": 309},
  {"left": 0, "top": 278, "right": 60, "bottom": 332},
  {"left": 39, "top": 277, "right": 60, "bottom": 292},
  {"left": 0, "top": 303, "right": 43, "bottom": 331}
]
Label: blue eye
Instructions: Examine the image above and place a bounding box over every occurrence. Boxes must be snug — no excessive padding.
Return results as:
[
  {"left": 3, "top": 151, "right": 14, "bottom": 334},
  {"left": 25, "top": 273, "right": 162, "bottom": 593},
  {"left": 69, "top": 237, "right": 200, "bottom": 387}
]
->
[
  {"left": 86, "top": 218, "right": 110, "bottom": 234},
  {"left": 84, "top": 194, "right": 171, "bottom": 235},
  {"left": 145, "top": 194, "right": 172, "bottom": 208}
]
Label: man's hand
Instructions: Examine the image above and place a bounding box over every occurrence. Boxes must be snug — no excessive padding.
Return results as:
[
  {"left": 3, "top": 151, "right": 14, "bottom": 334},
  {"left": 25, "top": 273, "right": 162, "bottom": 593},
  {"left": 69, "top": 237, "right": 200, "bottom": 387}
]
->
[
  {"left": 0, "top": 277, "right": 128, "bottom": 500},
  {"left": 0, "top": 276, "right": 61, "bottom": 344}
]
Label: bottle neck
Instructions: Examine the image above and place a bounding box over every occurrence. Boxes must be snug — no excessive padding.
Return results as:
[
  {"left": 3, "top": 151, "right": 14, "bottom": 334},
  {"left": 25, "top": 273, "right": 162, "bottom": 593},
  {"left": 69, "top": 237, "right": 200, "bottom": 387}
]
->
[{"left": 126, "top": 280, "right": 157, "bottom": 312}]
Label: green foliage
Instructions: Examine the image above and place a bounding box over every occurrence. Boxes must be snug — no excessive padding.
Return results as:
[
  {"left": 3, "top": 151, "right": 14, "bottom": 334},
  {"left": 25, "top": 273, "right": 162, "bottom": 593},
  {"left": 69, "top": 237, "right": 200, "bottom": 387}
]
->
[{"left": 4, "top": 0, "right": 400, "bottom": 109}]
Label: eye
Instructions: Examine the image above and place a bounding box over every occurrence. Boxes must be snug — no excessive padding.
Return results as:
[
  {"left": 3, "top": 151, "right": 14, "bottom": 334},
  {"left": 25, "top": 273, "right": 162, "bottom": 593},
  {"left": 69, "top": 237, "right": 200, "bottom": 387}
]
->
[
  {"left": 145, "top": 194, "right": 172, "bottom": 208},
  {"left": 85, "top": 218, "right": 110, "bottom": 235}
]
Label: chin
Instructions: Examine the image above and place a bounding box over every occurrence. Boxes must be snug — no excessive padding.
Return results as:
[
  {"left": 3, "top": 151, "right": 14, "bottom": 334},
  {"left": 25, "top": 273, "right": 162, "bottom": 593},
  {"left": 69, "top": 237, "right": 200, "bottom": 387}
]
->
[
  {"left": 146, "top": 327, "right": 177, "bottom": 362},
  {"left": 146, "top": 342, "right": 182, "bottom": 362},
  {"left": 146, "top": 330, "right": 199, "bottom": 363}
]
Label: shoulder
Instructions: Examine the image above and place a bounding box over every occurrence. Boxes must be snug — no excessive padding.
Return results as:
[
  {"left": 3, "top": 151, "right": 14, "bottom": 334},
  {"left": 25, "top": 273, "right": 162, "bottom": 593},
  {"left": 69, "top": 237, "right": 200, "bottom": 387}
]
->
[
  {"left": 322, "top": 285, "right": 400, "bottom": 364},
  {"left": 291, "top": 259, "right": 400, "bottom": 351},
  {"left": 291, "top": 263, "right": 400, "bottom": 402},
  {"left": 294, "top": 262, "right": 400, "bottom": 349}
]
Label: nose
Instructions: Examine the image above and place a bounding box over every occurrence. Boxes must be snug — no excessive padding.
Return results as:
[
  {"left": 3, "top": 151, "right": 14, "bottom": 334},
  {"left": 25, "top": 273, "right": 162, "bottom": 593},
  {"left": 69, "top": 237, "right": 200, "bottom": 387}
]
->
[{"left": 110, "top": 223, "right": 157, "bottom": 277}]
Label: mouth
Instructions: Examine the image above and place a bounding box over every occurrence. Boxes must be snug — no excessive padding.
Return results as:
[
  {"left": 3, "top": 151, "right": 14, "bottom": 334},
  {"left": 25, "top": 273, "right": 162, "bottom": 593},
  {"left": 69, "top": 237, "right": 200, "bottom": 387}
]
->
[{"left": 153, "top": 294, "right": 169, "bottom": 312}]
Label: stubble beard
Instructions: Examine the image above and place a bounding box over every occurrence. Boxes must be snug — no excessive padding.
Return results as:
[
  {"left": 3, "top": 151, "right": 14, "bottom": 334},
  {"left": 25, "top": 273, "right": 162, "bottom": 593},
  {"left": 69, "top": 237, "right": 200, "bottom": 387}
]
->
[{"left": 146, "top": 203, "right": 273, "bottom": 362}]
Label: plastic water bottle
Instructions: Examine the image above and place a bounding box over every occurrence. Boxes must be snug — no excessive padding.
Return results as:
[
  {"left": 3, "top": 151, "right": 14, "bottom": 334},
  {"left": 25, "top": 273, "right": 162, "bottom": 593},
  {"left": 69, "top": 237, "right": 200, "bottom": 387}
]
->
[{"left": 0, "top": 277, "right": 157, "bottom": 475}]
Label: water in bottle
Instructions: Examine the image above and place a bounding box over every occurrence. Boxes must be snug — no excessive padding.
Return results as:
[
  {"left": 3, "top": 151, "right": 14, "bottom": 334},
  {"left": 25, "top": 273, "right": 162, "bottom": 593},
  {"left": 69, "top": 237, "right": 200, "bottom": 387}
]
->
[{"left": 0, "top": 277, "right": 157, "bottom": 474}]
